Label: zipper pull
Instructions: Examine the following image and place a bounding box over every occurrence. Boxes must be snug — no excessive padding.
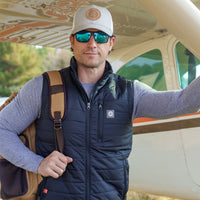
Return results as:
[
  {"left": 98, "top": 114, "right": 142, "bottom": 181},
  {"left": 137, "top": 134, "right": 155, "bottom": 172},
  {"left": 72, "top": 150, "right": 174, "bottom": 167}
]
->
[
  {"left": 87, "top": 102, "right": 90, "bottom": 110},
  {"left": 99, "top": 104, "right": 102, "bottom": 110}
]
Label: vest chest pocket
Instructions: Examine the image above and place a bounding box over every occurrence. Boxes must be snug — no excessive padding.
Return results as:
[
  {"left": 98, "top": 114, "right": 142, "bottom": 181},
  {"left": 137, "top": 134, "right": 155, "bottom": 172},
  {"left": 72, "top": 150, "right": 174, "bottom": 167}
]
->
[
  {"left": 97, "top": 102, "right": 116, "bottom": 143},
  {"left": 97, "top": 102, "right": 132, "bottom": 148},
  {"left": 98, "top": 103, "right": 104, "bottom": 142}
]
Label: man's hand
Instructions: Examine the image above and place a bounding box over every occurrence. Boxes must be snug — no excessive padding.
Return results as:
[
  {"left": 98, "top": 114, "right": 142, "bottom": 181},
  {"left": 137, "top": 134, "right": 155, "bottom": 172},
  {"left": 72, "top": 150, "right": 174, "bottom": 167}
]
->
[{"left": 37, "top": 150, "right": 73, "bottom": 179}]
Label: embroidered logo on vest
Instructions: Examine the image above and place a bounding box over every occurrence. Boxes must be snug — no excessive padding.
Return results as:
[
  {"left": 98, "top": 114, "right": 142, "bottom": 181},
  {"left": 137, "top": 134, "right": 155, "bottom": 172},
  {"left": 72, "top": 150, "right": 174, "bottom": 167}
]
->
[{"left": 106, "top": 110, "right": 115, "bottom": 118}]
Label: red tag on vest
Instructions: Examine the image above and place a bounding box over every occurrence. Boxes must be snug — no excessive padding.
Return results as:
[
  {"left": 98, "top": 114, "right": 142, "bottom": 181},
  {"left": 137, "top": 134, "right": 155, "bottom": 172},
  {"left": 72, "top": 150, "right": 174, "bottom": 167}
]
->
[{"left": 43, "top": 189, "right": 48, "bottom": 194}]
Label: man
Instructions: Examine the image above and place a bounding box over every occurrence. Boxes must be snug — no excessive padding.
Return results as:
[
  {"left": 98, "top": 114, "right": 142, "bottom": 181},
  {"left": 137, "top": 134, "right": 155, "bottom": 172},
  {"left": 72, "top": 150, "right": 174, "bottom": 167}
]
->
[{"left": 1, "top": 4, "right": 200, "bottom": 200}]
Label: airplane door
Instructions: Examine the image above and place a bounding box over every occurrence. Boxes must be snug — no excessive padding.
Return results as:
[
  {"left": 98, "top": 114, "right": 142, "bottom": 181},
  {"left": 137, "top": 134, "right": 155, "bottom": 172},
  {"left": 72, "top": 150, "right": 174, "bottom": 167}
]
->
[{"left": 181, "top": 125, "right": 200, "bottom": 186}]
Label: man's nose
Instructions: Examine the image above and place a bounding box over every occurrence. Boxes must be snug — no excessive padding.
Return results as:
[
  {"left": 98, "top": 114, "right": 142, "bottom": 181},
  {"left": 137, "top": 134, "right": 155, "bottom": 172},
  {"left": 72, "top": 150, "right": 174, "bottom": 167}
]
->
[{"left": 87, "top": 35, "right": 97, "bottom": 48}]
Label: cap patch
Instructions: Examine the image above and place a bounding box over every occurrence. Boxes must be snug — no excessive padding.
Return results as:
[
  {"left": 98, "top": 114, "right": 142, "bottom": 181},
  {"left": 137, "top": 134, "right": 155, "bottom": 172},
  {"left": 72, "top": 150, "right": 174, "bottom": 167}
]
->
[{"left": 85, "top": 8, "right": 101, "bottom": 21}]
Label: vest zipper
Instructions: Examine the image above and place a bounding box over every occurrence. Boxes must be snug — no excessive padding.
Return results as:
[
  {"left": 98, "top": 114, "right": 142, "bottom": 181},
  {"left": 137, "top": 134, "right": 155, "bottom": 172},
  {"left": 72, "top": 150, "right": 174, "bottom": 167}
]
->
[
  {"left": 87, "top": 102, "right": 90, "bottom": 110},
  {"left": 72, "top": 74, "right": 91, "bottom": 200},
  {"left": 98, "top": 103, "right": 103, "bottom": 142},
  {"left": 86, "top": 101, "right": 91, "bottom": 200}
]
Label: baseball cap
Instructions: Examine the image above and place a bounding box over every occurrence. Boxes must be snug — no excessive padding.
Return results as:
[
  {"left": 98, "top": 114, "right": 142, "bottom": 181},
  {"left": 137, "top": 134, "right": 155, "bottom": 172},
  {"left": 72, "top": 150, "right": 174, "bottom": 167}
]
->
[{"left": 71, "top": 5, "right": 113, "bottom": 36}]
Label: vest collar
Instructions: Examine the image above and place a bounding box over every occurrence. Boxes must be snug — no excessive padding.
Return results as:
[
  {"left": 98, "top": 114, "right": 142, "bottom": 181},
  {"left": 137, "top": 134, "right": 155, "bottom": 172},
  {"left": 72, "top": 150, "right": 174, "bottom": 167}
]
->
[
  {"left": 69, "top": 56, "right": 113, "bottom": 81},
  {"left": 69, "top": 56, "right": 113, "bottom": 98}
]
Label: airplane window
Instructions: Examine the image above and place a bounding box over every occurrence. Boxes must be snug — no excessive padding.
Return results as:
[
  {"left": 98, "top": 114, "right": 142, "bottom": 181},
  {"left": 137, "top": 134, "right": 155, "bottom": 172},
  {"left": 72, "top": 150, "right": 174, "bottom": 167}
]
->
[
  {"left": 116, "top": 49, "right": 167, "bottom": 91},
  {"left": 175, "top": 42, "right": 200, "bottom": 89}
]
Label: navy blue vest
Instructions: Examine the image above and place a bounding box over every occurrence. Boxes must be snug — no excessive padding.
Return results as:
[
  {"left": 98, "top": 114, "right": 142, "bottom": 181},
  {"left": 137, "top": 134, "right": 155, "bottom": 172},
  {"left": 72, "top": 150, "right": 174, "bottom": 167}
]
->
[{"left": 36, "top": 57, "right": 134, "bottom": 200}]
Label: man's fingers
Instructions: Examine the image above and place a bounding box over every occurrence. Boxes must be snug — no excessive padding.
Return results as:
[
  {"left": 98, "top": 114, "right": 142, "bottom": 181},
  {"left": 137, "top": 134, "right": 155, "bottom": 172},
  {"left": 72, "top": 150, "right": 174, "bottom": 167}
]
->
[
  {"left": 57, "top": 154, "right": 73, "bottom": 167},
  {"left": 52, "top": 156, "right": 73, "bottom": 178},
  {"left": 37, "top": 151, "right": 73, "bottom": 178},
  {"left": 47, "top": 168, "right": 61, "bottom": 179},
  {"left": 53, "top": 165, "right": 65, "bottom": 177},
  {"left": 66, "top": 156, "right": 73, "bottom": 163}
]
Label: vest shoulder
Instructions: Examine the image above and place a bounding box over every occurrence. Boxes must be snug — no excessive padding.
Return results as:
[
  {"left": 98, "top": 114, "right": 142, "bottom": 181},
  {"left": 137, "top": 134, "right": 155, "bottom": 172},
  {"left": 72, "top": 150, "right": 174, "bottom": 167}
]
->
[
  {"left": 60, "top": 67, "right": 71, "bottom": 74},
  {"left": 112, "top": 73, "right": 133, "bottom": 85}
]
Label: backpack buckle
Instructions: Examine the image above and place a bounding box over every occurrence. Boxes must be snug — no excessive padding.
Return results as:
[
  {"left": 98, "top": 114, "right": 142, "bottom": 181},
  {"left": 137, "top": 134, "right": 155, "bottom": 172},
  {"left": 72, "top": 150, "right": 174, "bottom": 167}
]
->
[{"left": 54, "top": 119, "right": 61, "bottom": 130}]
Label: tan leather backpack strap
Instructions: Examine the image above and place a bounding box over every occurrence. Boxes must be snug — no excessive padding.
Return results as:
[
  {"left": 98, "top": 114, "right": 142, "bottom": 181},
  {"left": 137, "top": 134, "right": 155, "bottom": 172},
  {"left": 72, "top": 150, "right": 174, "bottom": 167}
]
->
[
  {"left": 0, "top": 92, "right": 18, "bottom": 111},
  {"left": 45, "top": 70, "right": 65, "bottom": 153},
  {"left": 46, "top": 70, "right": 65, "bottom": 119}
]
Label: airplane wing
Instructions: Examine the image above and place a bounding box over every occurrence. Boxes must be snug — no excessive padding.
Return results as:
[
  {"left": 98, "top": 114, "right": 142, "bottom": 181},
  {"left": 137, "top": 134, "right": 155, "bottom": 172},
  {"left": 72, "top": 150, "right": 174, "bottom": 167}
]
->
[{"left": 0, "top": 0, "right": 197, "bottom": 49}]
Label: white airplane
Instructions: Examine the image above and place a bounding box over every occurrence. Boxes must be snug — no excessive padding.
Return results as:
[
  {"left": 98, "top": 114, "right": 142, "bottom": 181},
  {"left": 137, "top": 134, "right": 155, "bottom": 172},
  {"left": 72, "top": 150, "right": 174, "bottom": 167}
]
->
[{"left": 0, "top": 0, "right": 200, "bottom": 199}]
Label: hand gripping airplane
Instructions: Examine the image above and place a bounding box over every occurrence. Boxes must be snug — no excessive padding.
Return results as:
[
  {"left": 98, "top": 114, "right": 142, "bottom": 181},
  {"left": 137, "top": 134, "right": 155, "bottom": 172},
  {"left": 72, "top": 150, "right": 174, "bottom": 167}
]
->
[{"left": 0, "top": 0, "right": 200, "bottom": 199}]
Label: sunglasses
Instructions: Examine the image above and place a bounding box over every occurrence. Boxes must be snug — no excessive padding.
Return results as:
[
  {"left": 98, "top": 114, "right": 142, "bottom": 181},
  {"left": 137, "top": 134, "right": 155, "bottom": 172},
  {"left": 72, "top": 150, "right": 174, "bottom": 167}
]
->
[{"left": 74, "top": 30, "right": 110, "bottom": 43}]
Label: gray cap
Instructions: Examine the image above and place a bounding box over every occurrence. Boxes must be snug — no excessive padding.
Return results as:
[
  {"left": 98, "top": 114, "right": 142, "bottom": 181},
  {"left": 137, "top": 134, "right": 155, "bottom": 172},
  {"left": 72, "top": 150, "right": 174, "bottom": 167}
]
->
[{"left": 71, "top": 5, "right": 113, "bottom": 36}]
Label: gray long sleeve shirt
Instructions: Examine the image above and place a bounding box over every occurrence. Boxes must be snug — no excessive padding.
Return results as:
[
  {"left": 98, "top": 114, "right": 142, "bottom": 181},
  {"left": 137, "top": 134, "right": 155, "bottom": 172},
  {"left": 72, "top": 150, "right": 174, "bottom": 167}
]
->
[{"left": 0, "top": 74, "right": 200, "bottom": 174}]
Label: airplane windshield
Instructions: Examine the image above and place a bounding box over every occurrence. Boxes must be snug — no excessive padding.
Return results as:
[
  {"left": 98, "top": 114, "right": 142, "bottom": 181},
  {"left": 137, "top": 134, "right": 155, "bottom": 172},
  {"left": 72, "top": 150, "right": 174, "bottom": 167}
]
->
[{"left": 175, "top": 42, "right": 200, "bottom": 89}]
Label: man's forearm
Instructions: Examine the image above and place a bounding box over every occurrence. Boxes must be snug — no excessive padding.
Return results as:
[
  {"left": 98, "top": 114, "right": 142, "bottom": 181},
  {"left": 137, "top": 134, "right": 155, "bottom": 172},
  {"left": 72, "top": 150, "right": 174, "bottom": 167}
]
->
[
  {"left": 0, "top": 75, "right": 43, "bottom": 173},
  {"left": 133, "top": 77, "right": 200, "bottom": 119}
]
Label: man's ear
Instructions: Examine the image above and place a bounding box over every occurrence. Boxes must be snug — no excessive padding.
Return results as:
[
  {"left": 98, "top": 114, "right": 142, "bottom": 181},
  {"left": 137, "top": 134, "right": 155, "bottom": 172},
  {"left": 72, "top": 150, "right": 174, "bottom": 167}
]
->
[
  {"left": 70, "top": 35, "right": 74, "bottom": 49},
  {"left": 109, "top": 36, "right": 116, "bottom": 51}
]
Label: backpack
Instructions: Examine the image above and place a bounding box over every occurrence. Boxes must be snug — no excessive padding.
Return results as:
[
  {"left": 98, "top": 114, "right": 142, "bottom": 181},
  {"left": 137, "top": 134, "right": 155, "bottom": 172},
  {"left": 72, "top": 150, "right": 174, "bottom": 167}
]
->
[{"left": 0, "top": 70, "right": 65, "bottom": 200}]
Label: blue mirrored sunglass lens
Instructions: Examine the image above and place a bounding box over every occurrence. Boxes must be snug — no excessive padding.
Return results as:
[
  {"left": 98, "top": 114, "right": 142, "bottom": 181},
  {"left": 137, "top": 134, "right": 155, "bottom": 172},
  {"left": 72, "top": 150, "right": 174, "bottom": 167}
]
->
[
  {"left": 94, "top": 33, "right": 109, "bottom": 43},
  {"left": 76, "top": 32, "right": 91, "bottom": 42}
]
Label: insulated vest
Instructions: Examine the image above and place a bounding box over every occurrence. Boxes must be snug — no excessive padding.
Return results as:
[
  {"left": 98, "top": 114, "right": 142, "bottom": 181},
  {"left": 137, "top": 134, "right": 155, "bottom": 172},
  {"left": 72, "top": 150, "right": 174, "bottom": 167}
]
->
[{"left": 35, "top": 57, "right": 134, "bottom": 200}]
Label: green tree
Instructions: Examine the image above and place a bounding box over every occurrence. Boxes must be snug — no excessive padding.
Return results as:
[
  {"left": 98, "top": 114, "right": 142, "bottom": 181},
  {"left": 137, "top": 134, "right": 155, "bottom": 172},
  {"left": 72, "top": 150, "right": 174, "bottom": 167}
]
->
[
  {"left": 0, "top": 42, "right": 45, "bottom": 96},
  {"left": 0, "top": 42, "right": 72, "bottom": 97}
]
